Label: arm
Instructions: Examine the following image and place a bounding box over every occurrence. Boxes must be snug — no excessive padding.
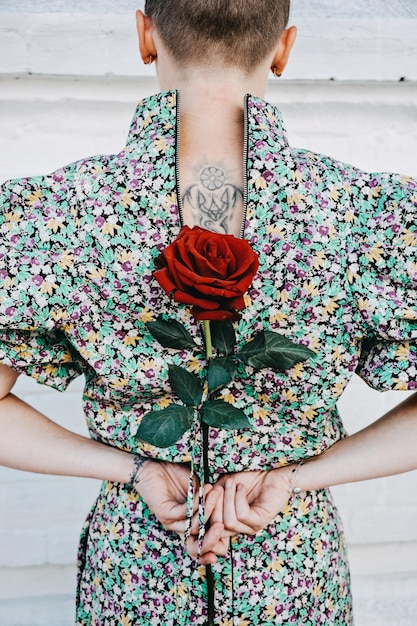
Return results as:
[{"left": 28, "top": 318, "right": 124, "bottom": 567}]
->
[
  {"left": 212, "top": 392, "right": 417, "bottom": 536},
  {"left": 0, "top": 364, "right": 136, "bottom": 483},
  {"left": 295, "top": 391, "right": 417, "bottom": 491},
  {"left": 0, "top": 363, "right": 201, "bottom": 537}
]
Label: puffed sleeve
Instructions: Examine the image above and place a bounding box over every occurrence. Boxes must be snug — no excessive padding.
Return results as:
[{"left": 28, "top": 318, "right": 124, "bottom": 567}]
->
[
  {"left": 347, "top": 170, "right": 417, "bottom": 391},
  {"left": 0, "top": 166, "right": 84, "bottom": 391}
]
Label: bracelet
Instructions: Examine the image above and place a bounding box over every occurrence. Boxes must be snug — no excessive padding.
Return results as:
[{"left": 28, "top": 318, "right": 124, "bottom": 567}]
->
[
  {"left": 128, "top": 455, "right": 149, "bottom": 490},
  {"left": 288, "top": 461, "right": 304, "bottom": 496}
]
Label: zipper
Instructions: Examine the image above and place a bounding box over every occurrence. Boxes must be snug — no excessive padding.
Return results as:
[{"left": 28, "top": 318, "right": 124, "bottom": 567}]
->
[
  {"left": 175, "top": 90, "right": 249, "bottom": 237},
  {"left": 175, "top": 90, "right": 185, "bottom": 228},
  {"left": 240, "top": 94, "right": 249, "bottom": 239}
]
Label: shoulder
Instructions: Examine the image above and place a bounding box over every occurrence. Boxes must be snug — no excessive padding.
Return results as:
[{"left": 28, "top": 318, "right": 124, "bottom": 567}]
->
[
  {"left": 288, "top": 146, "right": 417, "bottom": 221},
  {"left": 290, "top": 146, "right": 356, "bottom": 185},
  {"left": 0, "top": 150, "right": 129, "bottom": 223}
]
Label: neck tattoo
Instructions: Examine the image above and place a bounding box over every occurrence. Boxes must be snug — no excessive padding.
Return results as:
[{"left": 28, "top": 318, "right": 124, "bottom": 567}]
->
[{"left": 183, "top": 165, "right": 244, "bottom": 234}]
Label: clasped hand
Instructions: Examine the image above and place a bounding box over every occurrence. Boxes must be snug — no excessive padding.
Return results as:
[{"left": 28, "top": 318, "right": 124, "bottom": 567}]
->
[{"left": 137, "top": 460, "right": 292, "bottom": 565}]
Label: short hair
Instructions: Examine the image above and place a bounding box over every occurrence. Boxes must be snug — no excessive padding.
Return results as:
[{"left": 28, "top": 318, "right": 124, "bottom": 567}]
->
[{"left": 144, "top": 0, "right": 291, "bottom": 73}]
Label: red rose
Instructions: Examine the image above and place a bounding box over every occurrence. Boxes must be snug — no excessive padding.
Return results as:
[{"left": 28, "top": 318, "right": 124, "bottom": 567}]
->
[{"left": 153, "top": 226, "right": 259, "bottom": 321}]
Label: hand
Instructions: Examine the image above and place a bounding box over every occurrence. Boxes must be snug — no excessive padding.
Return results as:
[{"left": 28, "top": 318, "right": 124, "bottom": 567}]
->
[
  {"left": 136, "top": 460, "right": 198, "bottom": 535},
  {"left": 186, "top": 483, "right": 231, "bottom": 565},
  {"left": 137, "top": 461, "right": 230, "bottom": 564},
  {"left": 215, "top": 467, "right": 293, "bottom": 535},
  {"left": 190, "top": 467, "right": 294, "bottom": 560}
]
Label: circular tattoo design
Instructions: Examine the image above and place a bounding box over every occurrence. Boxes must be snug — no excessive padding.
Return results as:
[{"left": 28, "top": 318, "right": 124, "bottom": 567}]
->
[{"left": 200, "top": 167, "right": 225, "bottom": 191}]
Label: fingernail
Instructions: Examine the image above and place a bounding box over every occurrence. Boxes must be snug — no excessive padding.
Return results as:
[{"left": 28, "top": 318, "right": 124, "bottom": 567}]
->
[{"left": 225, "top": 479, "right": 233, "bottom": 489}]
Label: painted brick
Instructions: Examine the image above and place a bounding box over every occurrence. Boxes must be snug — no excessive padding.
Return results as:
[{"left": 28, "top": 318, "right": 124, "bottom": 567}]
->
[
  {"left": 0, "top": 531, "right": 47, "bottom": 568},
  {"left": 1, "top": 12, "right": 417, "bottom": 80},
  {"left": 0, "top": 29, "right": 28, "bottom": 74}
]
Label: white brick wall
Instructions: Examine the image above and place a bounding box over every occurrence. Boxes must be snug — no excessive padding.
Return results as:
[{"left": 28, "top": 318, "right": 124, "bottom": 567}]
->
[
  {"left": 1, "top": 7, "right": 417, "bottom": 573},
  {"left": 0, "top": 375, "right": 99, "bottom": 568},
  {"left": 1, "top": 7, "right": 417, "bottom": 81}
]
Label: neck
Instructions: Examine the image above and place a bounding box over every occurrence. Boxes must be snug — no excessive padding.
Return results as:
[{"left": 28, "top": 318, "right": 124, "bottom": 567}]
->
[
  {"left": 157, "top": 63, "right": 269, "bottom": 127},
  {"left": 156, "top": 65, "right": 269, "bottom": 236}
]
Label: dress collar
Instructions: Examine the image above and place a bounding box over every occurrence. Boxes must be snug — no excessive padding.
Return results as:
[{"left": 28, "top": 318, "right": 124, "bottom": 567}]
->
[{"left": 126, "top": 89, "right": 289, "bottom": 151}]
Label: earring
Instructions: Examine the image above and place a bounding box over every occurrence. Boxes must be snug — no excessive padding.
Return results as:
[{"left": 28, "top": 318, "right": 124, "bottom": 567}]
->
[
  {"left": 271, "top": 66, "right": 282, "bottom": 78},
  {"left": 145, "top": 54, "right": 155, "bottom": 65}
]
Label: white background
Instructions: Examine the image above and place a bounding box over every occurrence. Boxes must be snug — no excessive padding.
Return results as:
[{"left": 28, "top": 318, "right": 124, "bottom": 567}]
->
[{"left": 0, "top": 1, "right": 417, "bottom": 624}]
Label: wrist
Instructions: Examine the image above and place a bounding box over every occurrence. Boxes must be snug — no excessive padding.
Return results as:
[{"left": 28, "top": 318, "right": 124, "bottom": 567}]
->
[
  {"left": 128, "top": 455, "right": 150, "bottom": 491},
  {"left": 288, "top": 460, "right": 305, "bottom": 496},
  {"left": 270, "top": 461, "right": 307, "bottom": 497},
  {"left": 269, "top": 464, "right": 294, "bottom": 493}
]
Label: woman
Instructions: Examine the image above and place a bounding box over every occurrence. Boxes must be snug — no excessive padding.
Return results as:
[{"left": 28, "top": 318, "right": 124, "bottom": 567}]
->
[{"left": 1, "top": 1, "right": 417, "bottom": 624}]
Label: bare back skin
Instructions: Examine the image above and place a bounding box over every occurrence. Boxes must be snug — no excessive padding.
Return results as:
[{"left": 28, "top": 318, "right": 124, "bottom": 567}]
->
[{"left": 178, "top": 110, "right": 245, "bottom": 236}]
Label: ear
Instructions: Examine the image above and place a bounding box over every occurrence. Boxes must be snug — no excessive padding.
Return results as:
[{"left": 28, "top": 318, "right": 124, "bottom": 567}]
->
[
  {"left": 270, "top": 25, "right": 297, "bottom": 77},
  {"left": 136, "top": 10, "right": 158, "bottom": 64}
]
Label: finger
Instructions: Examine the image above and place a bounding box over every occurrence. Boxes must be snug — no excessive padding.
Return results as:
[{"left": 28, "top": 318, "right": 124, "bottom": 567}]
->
[
  {"left": 234, "top": 483, "right": 253, "bottom": 521},
  {"left": 186, "top": 531, "right": 230, "bottom": 563},
  {"left": 186, "top": 531, "right": 225, "bottom": 562},
  {"left": 162, "top": 519, "right": 187, "bottom": 534},
  {"left": 223, "top": 478, "right": 251, "bottom": 533},
  {"left": 156, "top": 502, "right": 188, "bottom": 529},
  {"left": 198, "top": 535, "right": 230, "bottom": 564},
  {"left": 223, "top": 480, "right": 259, "bottom": 535},
  {"left": 204, "top": 483, "right": 213, "bottom": 496},
  {"left": 199, "top": 552, "right": 219, "bottom": 565},
  {"left": 200, "top": 521, "right": 228, "bottom": 555},
  {"left": 187, "top": 543, "right": 219, "bottom": 565},
  {"left": 222, "top": 479, "right": 237, "bottom": 526},
  {"left": 204, "top": 485, "right": 223, "bottom": 523},
  {"left": 215, "top": 474, "right": 227, "bottom": 488},
  {"left": 234, "top": 483, "right": 272, "bottom": 532},
  {"left": 186, "top": 535, "right": 218, "bottom": 564},
  {"left": 188, "top": 485, "right": 223, "bottom": 537}
]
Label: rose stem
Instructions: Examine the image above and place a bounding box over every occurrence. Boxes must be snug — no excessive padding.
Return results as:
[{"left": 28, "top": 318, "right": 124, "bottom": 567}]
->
[
  {"left": 202, "top": 319, "right": 215, "bottom": 626},
  {"left": 201, "top": 319, "right": 213, "bottom": 484},
  {"left": 203, "top": 319, "right": 213, "bottom": 361}
]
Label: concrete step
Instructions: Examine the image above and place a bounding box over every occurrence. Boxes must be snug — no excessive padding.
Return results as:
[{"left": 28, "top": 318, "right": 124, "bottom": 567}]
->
[
  {"left": 352, "top": 572, "right": 417, "bottom": 626},
  {"left": 0, "top": 595, "right": 74, "bottom": 626},
  {"left": 0, "top": 565, "right": 75, "bottom": 626}
]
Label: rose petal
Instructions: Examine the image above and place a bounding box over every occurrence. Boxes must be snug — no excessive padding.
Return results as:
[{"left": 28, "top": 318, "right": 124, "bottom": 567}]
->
[
  {"left": 226, "top": 250, "right": 259, "bottom": 280},
  {"left": 186, "top": 240, "right": 232, "bottom": 279},
  {"left": 153, "top": 225, "right": 259, "bottom": 320},
  {"left": 159, "top": 246, "right": 189, "bottom": 291},
  {"left": 188, "top": 282, "right": 242, "bottom": 299},
  {"left": 227, "top": 295, "right": 246, "bottom": 310},
  {"left": 202, "top": 239, "right": 235, "bottom": 277},
  {"left": 153, "top": 267, "right": 177, "bottom": 296},
  {"left": 173, "top": 289, "right": 220, "bottom": 310},
  {"left": 191, "top": 307, "right": 241, "bottom": 321},
  {"left": 172, "top": 266, "right": 257, "bottom": 301},
  {"left": 175, "top": 235, "right": 199, "bottom": 272}
]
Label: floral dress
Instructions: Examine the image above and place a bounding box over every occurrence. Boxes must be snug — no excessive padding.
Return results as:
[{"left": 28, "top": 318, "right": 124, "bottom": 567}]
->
[{"left": 1, "top": 91, "right": 417, "bottom": 625}]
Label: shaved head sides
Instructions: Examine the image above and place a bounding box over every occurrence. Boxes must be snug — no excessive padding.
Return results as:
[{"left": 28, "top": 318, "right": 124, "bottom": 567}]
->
[{"left": 144, "top": 0, "right": 291, "bottom": 73}]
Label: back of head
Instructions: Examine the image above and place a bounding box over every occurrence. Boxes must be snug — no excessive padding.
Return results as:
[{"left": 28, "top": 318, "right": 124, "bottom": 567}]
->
[{"left": 145, "top": 0, "right": 291, "bottom": 74}]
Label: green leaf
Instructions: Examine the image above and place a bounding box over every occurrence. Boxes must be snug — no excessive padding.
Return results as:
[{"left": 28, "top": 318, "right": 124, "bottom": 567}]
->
[
  {"left": 200, "top": 400, "right": 252, "bottom": 430},
  {"left": 168, "top": 364, "right": 204, "bottom": 406},
  {"left": 237, "top": 330, "right": 315, "bottom": 371},
  {"left": 146, "top": 317, "right": 198, "bottom": 350},
  {"left": 210, "top": 321, "right": 236, "bottom": 356},
  {"left": 135, "top": 404, "right": 194, "bottom": 448},
  {"left": 207, "top": 357, "right": 236, "bottom": 392}
]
